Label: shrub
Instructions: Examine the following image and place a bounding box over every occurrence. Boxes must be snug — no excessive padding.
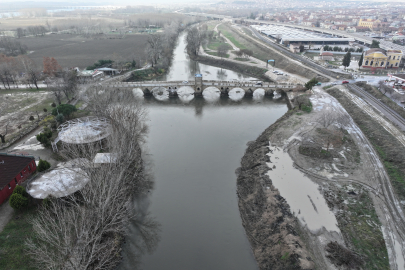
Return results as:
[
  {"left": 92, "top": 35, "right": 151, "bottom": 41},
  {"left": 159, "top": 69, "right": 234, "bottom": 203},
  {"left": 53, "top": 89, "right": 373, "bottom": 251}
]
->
[
  {"left": 305, "top": 78, "right": 319, "bottom": 90},
  {"left": 40, "top": 115, "right": 56, "bottom": 128},
  {"left": 43, "top": 108, "right": 48, "bottom": 112},
  {"left": 9, "top": 193, "right": 28, "bottom": 210},
  {"left": 36, "top": 127, "right": 53, "bottom": 147},
  {"left": 52, "top": 104, "right": 77, "bottom": 118},
  {"left": 37, "top": 159, "right": 51, "bottom": 172},
  {"left": 56, "top": 113, "right": 65, "bottom": 123},
  {"left": 29, "top": 115, "right": 35, "bottom": 121},
  {"left": 51, "top": 102, "right": 56, "bottom": 107},
  {"left": 36, "top": 134, "right": 50, "bottom": 147},
  {"left": 13, "top": 186, "right": 28, "bottom": 197}
]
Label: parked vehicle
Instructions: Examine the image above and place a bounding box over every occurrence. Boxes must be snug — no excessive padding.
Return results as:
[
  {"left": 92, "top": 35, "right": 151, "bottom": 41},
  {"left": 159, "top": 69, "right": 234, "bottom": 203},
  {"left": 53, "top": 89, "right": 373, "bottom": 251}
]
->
[
  {"left": 277, "top": 72, "right": 284, "bottom": 75},
  {"left": 273, "top": 70, "right": 279, "bottom": 74},
  {"left": 316, "top": 82, "right": 322, "bottom": 85},
  {"left": 255, "top": 82, "right": 263, "bottom": 86},
  {"left": 182, "top": 81, "right": 189, "bottom": 84},
  {"left": 342, "top": 81, "right": 349, "bottom": 84}
]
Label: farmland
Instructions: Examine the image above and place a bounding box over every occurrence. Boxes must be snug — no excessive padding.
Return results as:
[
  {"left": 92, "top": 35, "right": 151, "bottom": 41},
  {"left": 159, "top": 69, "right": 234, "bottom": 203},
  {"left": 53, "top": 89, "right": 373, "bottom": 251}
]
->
[{"left": 18, "top": 34, "right": 149, "bottom": 69}]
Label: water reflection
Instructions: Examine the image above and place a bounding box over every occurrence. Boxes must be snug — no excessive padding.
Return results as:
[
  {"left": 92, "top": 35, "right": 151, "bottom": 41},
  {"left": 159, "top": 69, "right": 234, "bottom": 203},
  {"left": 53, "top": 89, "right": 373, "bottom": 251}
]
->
[
  {"left": 119, "top": 195, "right": 161, "bottom": 269},
  {"left": 160, "top": 33, "right": 256, "bottom": 82}
]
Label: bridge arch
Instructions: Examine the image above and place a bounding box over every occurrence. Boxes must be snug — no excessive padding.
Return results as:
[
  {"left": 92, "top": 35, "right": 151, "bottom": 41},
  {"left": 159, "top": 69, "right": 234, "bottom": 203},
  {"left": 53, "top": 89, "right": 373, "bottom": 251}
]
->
[
  {"left": 177, "top": 86, "right": 194, "bottom": 103},
  {"left": 152, "top": 87, "right": 169, "bottom": 101},
  {"left": 229, "top": 88, "right": 245, "bottom": 101},
  {"left": 253, "top": 88, "right": 265, "bottom": 100},
  {"left": 132, "top": 88, "right": 144, "bottom": 99},
  {"left": 202, "top": 87, "right": 220, "bottom": 102}
]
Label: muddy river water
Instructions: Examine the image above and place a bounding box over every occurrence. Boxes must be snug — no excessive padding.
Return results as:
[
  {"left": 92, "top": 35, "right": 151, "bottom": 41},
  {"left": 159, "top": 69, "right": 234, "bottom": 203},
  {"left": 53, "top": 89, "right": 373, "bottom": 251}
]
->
[{"left": 117, "top": 33, "right": 288, "bottom": 269}]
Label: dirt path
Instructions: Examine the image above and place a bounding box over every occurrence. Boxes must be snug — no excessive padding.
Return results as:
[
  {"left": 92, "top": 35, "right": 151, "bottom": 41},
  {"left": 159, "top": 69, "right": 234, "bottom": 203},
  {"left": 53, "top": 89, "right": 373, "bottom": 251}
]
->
[{"left": 0, "top": 201, "right": 14, "bottom": 233}]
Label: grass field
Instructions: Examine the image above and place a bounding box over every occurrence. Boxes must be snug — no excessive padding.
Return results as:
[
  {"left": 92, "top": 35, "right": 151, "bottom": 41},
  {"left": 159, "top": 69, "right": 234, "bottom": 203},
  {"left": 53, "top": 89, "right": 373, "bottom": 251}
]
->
[
  {"left": 206, "top": 51, "right": 230, "bottom": 58},
  {"left": 218, "top": 24, "right": 247, "bottom": 50},
  {"left": 206, "top": 40, "right": 233, "bottom": 51},
  {"left": 18, "top": 33, "right": 149, "bottom": 69},
  {"left": 0, "top": 206, "right": 38, "bottom": 270}
]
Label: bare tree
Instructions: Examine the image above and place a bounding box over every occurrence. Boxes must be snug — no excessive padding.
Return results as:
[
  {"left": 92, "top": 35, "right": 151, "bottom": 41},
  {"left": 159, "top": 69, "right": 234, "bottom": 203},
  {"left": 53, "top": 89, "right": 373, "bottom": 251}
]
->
[
  {"left": 26, "top": 88, "right": 159, "bottom": 269},
  {"left": 295, "top": 94, "right": 311, "bottom": 110},
  {"left": 0, "top": 121, "right": 10, "bottom": 144},
  {"left": 217, "top": 44, "right": 229, "bottom": 59},
  {"left": 186, "top": 27, "right": 202, "bottom": 56},
  {"left": 317, "top": 110, "right": 338, "bottom": 128},
  {"left": 145, "top": 34, "right": 162, "bottom": 67}
]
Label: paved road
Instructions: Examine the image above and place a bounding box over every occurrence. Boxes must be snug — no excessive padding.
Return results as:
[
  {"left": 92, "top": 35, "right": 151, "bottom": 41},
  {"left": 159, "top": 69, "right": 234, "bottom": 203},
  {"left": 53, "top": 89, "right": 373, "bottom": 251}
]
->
[
  {"left": 246, "top": 27, "right": 348, "bottom": 80},
  {"left": 348, "top": 83, "right": 405, "bottom": 132}
]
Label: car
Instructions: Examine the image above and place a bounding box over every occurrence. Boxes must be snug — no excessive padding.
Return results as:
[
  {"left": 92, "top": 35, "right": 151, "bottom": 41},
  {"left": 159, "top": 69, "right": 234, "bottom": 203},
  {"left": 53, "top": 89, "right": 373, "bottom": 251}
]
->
[
  {"left": 316, "top": 82, "right": 322, "bottom": 85},
  {"left": 182, "top": 80, "right": 189, "bottom": 84},
  {"left": 255, "top": 82, "right": 263, "bottom": 86},
  {"left": 277, "top": 72, "right": 284, "bottom": 75},
  {"left": 273, "top": 70, "right": 279, "bottom": 73},
  {"left": 332, "top": 81, "right": 338, "bottom": 85},
  {"left": 342, "top": 81, "right": 349, "bottom": 84}
]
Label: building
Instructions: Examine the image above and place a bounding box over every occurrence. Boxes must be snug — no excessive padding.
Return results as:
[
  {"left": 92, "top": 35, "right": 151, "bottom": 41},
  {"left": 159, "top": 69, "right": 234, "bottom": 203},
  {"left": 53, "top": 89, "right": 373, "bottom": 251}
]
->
[
  {"left": 0, "top": 153, "right": 36, "bottom": 205},
  {"left": 77, "top": 69, "right": 104, "bottom": 83},
  {"left": 362, "top": 48, "right": 403, "bottom": 69},
  {"left": 358, "top": 19, "right": 381, "bottom": 30},
  {"left": 320, "top": 52, "right": 334, "bottom": 61},
  {"left": 387, "top": 50, "right": 403, "bottom": 68},
  {"left": 289, "top": 44, "right": 300, "bottom": 53}
]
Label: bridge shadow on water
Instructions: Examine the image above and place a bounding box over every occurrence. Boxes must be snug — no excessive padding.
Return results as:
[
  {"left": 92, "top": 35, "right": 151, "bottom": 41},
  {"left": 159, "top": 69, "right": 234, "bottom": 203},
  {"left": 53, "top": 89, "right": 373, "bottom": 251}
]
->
[{"left": 141, "top": 95, "right": 287, "bottom": 117}]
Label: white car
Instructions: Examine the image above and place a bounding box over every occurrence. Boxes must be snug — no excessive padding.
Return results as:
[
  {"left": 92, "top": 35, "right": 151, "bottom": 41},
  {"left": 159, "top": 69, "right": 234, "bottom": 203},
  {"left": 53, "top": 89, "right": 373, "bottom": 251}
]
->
[
  {"left": 273, "top": 70, "right": 279, "bottom": 74},
  {"left": 182, "top": 81, "right": 189, "bottom": 84},
  {"left": 277, "top": 72, "right": 284, "bottom": 75}
]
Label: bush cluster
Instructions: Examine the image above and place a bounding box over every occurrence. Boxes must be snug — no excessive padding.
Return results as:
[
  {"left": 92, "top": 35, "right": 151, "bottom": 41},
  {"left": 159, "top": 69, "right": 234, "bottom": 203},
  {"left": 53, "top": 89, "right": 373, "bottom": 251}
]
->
[
  {"left": 51, "top": 104, "right": 77, "bottom": 119},
  {"left": 36, "top": 127, "right": 52, "bottom": 147},
  {"left": 9, "top": 186, "right": 29, "bottom": 210},
  {"left": 37, "top": 159, "right": 51, "bottom": 172}
]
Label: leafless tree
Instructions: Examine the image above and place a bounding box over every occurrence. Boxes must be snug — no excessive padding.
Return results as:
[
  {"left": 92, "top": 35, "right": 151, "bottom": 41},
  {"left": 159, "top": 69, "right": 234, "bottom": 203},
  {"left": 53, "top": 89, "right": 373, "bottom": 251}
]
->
[
  {"left": 317, "top": 110, "right": 338, "bottom": 128},
  {"left": 0, "top": 121, "right": 10, "bottom": 144},
  {"left": 294, "top": 94, "right": 311, "bottom": 110},
  {"left": 26, "top": 88, "right": 159, "bottom": 269},
  {"left": 186, "top": 27, "right": 202, "bottom": 56},
  {"left": 217, "top": 44, "right": 229, "bottom": 59},
  {"left": 145, "top": 34, "right": 162, "bottom": 67}
]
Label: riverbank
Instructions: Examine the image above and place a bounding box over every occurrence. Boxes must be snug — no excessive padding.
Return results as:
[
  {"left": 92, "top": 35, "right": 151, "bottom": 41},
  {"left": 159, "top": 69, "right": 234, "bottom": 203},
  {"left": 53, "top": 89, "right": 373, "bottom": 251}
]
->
[
  {"left": 237, "top": 86, "right": 399, "bottom": 269},
  {"left": 190, "top": 53, "right": 271, "bottom": 82}
]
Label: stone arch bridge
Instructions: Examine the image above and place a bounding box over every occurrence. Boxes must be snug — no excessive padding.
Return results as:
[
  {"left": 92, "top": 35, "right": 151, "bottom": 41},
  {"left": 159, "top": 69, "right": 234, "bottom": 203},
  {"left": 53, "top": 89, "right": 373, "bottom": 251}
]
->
[{"left": 104, "top": 80, "right": 301, "bottom": 97}]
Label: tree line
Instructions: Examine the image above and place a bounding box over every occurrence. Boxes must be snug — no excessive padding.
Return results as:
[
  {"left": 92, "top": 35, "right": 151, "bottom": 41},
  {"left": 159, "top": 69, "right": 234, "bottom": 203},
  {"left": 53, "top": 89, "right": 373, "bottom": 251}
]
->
[
  {"left": 145, "top": 17, "right": 204, "bottom": 69},
  {"left": 323, "top": 45, "right": 363, "bottom": 53},
  {"left": 0, "top": 36, "right": 28, "bottom": 56},
  {"left": 26, "top": 89, "right": 160, "bottom": 269}
]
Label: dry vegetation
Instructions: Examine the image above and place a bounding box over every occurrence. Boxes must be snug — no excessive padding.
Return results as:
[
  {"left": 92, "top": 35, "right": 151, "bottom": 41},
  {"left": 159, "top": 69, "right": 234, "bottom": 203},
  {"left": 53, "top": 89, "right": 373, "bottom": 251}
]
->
[
  {"left": 19, "top": 34, "right": 149, "bottom": 69},
  {"left": 0, "top": 88, "right": 55, "bottom": 147}
]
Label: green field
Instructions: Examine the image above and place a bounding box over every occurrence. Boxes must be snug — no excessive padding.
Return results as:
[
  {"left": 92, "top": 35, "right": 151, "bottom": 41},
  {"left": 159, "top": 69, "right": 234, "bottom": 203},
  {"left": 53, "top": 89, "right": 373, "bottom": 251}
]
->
[{"left": 0, "top": 206, "right": 39, "bottom": 270}]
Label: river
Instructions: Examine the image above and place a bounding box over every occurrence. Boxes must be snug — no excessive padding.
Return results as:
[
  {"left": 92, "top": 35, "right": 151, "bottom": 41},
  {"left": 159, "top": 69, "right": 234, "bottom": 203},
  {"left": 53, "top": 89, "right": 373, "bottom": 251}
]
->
[{"left": 119, "top": 32, "right": 288, "bottom": 270}]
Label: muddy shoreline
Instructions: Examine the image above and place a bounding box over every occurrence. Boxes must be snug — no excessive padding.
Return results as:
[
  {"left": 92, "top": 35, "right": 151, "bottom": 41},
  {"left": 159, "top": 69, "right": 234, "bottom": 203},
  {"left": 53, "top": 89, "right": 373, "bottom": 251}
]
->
[
  {"left": 236, "top": 86, "right": 396, "bottom": 269},
  {"left": 236, "top": 110, "right": 317, "bottom": 270}
]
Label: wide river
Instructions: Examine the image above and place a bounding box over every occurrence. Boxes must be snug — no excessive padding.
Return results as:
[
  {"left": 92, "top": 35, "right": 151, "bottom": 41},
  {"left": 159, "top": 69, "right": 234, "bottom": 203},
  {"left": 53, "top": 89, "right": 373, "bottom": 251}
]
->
[{"left": 119, "top": 32, "right": 288, "bottom": 270}]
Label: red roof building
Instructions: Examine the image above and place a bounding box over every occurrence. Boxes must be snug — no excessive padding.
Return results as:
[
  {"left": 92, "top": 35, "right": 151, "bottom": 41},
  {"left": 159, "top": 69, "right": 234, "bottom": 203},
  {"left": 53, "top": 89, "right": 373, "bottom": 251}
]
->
[{"left": 0, "top": 153, "right": 36, "bottom": 205}]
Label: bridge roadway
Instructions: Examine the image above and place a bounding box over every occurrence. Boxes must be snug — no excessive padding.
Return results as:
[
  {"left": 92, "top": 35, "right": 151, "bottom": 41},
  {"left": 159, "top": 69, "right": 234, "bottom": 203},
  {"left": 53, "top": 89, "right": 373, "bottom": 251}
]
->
[{"left": 105, "top": 80, "right": 301, "bottom": 97}]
